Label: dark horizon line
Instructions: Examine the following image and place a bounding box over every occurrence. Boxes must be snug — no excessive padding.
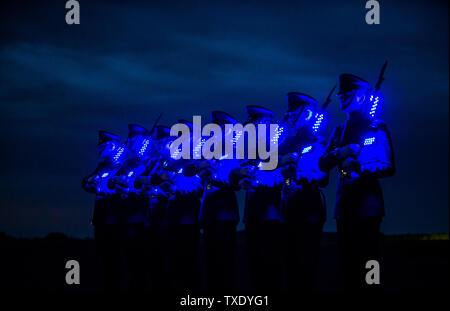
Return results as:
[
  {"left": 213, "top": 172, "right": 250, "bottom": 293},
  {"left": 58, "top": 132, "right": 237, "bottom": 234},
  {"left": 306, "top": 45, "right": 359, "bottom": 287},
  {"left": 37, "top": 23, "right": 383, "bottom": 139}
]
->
[{"left": 1, "top": 231, "right": 449, "bottom": 240}]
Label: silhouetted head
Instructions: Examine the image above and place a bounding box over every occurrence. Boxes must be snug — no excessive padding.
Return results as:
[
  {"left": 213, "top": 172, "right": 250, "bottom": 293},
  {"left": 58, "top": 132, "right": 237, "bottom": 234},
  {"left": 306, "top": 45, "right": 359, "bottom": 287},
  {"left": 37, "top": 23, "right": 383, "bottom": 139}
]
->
[
  {"left": 211, "top": 110, "right": 239, "bottom": 138},
  {"left": 284, "top": 92, "right": 318, "bottom": 130},
  {"left": 98, "top": 130, "right": 120, "bottom": 158},
  {"left": 178, "top": 119, "right": 194, "bottom": 132},
  {"left": 127, "top": 124, "right": 151, "bottom": 155},
  {"left": 154, "top": 125, "right": 171, "bottom": 140},
  {"left": 338, "top": 74, "right": 372, "bottom": 114},
  {"left": 211, "top": 111, "right": 238, "bottom": 126},
  {"left": 245, "top": 105, "right": 274, "bottom": 125}
]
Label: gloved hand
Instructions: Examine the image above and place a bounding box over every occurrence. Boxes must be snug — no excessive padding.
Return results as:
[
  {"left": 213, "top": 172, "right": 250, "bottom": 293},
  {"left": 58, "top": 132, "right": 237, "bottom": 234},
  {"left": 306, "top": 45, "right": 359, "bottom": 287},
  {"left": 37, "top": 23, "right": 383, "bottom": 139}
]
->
[
  {"left": 111, "top": 175, "right": 129, "bottom": 188},
  {"left": 280, "top": 152, "right": 299, "bottom": 167},
  {"left": 82, "top": 175, "right": 100, "bottom": 194},
  {"left": 240, "top": 165, "right": 256, "bottom": 177},
  {"left": 229, "top": 165, "right": 255, "bottom": 188},
  {"left": 239, "top": 177, "right": 258, "bottom": 190},
  {"left": 337, "top": 144, "right": 361, "bottom": 161},
  {"left": 159, "top": 171, "right": 176, "bottom": 181},
  {"left": 229, "top": 165, "right": 255, "bottom": 182},
  {"left": 196, "top": 160, "right": 212, "bottom": 170},
  {"left": 195, "top": 160, "right": 214, "bottom": 181},
  {"left": 137, "top": 183, "right": 153, "bottom": 196},
  {"left": 143, "top": 184, "right": 154, "bottom": 193},
  {"left": 198, "top": 167, "right": 214, "bottom": 182},
  {"left": 281, "top": 164, "right": 297, "bottom": 180},
  {"left": 158, "top": 181, "right": 175, "bottom": 195},
  {"left": 341, "top": 158, "right": 361, "bottom": 176},
  {"left": 114, "top": 183, "right": 129, "bottom": 194},
  {"left": 134, "top": 176, "right": 150, "bottom": 188}
]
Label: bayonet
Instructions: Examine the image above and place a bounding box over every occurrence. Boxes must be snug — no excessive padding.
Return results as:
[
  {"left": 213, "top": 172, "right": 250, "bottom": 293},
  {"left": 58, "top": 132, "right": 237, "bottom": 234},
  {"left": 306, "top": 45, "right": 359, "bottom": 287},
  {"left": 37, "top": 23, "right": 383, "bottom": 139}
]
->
[
  {"left": 312, "top": 85, "right": 335, "bottom": 133},
  {"left": 150, "top": 113, "right": 162, "bottom": 134},
  {"left": 374, "top": 60, "right": 388, "bottom": 92},
  {"left": 321, "top": 84, "right": 336, "bottom": 110}
]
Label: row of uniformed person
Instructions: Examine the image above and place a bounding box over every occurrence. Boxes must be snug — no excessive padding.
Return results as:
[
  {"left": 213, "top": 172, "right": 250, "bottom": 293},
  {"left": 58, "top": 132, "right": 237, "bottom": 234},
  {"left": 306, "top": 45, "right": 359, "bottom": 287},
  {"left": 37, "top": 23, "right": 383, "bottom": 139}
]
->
[{"left": 82, "top": 72, "right": 395, "bottom": 291}]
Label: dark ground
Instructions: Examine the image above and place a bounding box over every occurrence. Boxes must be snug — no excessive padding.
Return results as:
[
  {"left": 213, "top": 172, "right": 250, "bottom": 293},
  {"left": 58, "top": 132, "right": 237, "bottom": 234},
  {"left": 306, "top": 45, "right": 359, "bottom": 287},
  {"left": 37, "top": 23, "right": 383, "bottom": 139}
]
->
[{"left": 0, "top": 231, "right": 448, "bottom": 292}]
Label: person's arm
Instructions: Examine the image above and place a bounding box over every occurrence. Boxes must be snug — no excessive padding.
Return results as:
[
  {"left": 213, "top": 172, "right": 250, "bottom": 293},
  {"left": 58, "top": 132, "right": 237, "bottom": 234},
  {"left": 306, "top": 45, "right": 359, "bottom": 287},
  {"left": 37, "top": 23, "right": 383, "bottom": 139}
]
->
[
  {"left": 319, "top": 126, "right": 343, "bottom": 172},
  {"left": 182, "top": 161, "right": 200, "bottom": 177},
  {"left": 319, "top": 125, "right": 361, "bottom": 173},
  {"left": 360, "top": 123, "right": 396, "bottom": 179},
  {"left": 209, "top": 159, "right": 241, "bottom": 190},
  {"left": 296, "top": 138, "right": 329, "bottom": 187},
  {"left": 175, "top": 173, "right": 204, "bottom": 197},
  {"left": 82, "top": 161, "right": 113, "bottom": 194},
  {"left": 315, "top": 137, "right": 330, "bottom": 187},
  {"left": 248, "top": 168, "right": 279, "bottom": 190},
  {"left": 229, "top": 164, "right": 259, "bottom": 190}
]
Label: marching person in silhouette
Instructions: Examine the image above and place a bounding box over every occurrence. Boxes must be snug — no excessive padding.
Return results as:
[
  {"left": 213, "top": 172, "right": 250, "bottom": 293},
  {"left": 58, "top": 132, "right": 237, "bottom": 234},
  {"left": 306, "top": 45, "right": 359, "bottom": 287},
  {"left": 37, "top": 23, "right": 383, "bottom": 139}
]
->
[
  {"left": 230, "top": 106, "right": 284, "bottom": 292},
  {"left": 108, "top": 124, "right": 153, "bottom": 291},
  {"left": 184, "top": 111, "right": 241, "bottom": 292},
  {"left": 279, "top": 92, "right": 329, "bottom": 291},
  {"left": 319, "top": 72, "right": 395, "bottom": 290},
  {"left": 82, "top": 130, "right": 126, "bottom": 291},
  {"left": 140, "top": 125, "right": 174, "bottom": 291},
  {"left": 164, "top": 119, "right": 203, "bottom": 292}
]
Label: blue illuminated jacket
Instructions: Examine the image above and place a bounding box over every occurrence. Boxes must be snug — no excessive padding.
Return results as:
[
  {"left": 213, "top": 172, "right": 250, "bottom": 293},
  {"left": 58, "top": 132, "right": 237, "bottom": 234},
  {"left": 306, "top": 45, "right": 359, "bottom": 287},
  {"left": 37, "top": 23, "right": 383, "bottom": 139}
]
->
[{"left": 319, "top": 117, "right": 395, "bottom": 218}]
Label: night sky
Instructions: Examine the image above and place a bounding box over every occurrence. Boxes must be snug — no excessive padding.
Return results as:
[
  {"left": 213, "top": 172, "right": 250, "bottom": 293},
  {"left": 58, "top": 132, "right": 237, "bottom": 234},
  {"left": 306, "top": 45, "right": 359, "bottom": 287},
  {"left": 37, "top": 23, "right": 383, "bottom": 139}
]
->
[{"left": 0, "top": 0, "right": 448, "bottom": 237}]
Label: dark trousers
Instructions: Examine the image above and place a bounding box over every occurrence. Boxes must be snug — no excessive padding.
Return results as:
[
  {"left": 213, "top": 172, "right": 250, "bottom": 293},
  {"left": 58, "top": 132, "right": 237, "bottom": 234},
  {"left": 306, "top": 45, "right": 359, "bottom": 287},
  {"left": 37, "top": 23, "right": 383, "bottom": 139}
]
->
[
  {"left": 168, "top": 224, "right": 200, "bottom": 292},
  {"left": 147, "top": 226, "right": 170, "bottom": 291},
  {"left": 203, "top": 220, "right": 237, "bottom": 292},
  {"left": 94, "top": 224, "right": 123, "bottom": 291},
  {"left": 245, "top": 221, "right": 283, "bottom": 292},
  {"left": 284, "top": 221, "right": 323, "bottom": 291},
  {"left": 122, "top": 223, "right": 148, "bottom": 291},
  {"left": 337, "top": 216, "right": 382, "bottom": 291}
]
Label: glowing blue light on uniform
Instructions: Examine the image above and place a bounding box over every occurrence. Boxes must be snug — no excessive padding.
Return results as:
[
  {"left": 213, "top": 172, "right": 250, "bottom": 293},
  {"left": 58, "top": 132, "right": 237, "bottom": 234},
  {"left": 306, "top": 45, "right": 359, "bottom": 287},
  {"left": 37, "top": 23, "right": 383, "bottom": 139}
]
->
[
  {"left": 138, "top": 139, "right": 150, "bottom": 156},
  {"left": 363, "top": 137, "right": 376, "bottom": 146},
  {"left": 219, "top": 154, "right": 229, "bottom": 160},
  {"left": 301, "top": 145, "right": 312, "bottom": 154},
  {"left": 178, "top": 168, "right": 183, "bottom": 174},
  {"left": 271, "top": 125, "right": 284, "bottom": 144},
  {"left": 232, "top": 130, "right": 243, "bottom": 145},
  {"left": 101, "top": 172, "right": 109, "bottom": 178},
  {"left": 127, "top": 171, "right": 134, "bottom": 177},
  {"left": 113, "top": 147, "right": 124, "bottom": 162},
  {"left": 257, "top": 162, "right": 263, "bottom": 168},
  {"left": 369, "top": 95, "right": 380, "bottom": 118},
  {"left": 312, "top": 113, "right": 324, "bottom": 133},
  {"left": 171, "top": 146, "right": 181, "bottom": 159},
  {"left": 193, "top": 138, "right": 206, "bottom": 158}
]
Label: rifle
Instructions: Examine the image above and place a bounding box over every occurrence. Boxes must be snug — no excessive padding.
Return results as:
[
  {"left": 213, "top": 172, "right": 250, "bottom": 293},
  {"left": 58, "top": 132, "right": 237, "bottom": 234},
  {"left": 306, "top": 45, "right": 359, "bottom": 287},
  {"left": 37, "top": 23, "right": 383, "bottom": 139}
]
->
[
  {"left": 368, "top": 60, "right": 388, "bottom": 118},
  {"left": 312, "top": 85, "right": 336, "bottom": 133},
  {"left": 374, "top": 60, "right": 388, "bottom": 92},
  {"left": 150, "top": 113, "right": 162, "bottom": 134},
  {"left": 321, "top": 84, "right": 336, "bottom": 111}
]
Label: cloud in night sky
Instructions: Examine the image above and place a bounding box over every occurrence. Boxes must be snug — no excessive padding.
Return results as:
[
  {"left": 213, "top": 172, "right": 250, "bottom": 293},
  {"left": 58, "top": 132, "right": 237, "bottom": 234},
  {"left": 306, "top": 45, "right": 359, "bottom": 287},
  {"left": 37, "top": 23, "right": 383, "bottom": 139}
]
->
[{"left": 0, "top": 0, "right": 448, "bottom": 237}]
